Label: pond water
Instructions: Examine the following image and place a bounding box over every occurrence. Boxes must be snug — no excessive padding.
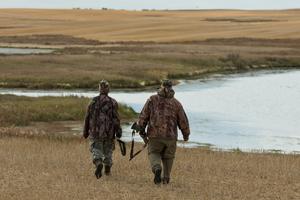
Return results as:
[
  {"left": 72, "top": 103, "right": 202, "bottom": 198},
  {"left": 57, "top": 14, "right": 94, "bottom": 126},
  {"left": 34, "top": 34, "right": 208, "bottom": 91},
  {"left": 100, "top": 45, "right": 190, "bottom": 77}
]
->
[
  {"left": 0, "top": 47, "right": 54, "bottom": 54},
  {"left": 1, "top": 70, "right": 300, "bottom": 152}
]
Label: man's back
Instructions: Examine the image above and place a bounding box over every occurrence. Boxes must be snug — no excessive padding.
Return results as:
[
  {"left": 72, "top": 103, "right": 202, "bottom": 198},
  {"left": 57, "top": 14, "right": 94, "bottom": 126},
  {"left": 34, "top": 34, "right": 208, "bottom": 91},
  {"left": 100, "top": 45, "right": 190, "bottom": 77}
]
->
[
  {"left": 138, "top": 88, "right": 190, "bottom": 141},
  {"left": 84, "top": 94, "right": 120, "bottom": 140}
]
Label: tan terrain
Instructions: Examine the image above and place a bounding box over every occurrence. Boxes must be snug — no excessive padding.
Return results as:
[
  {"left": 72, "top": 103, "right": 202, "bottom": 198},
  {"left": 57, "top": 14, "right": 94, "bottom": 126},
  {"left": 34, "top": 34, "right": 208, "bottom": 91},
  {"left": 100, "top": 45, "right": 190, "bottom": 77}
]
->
[
  {"left": 0, "top": 9, "right": 300, "bottom": 42},
  {"left": 0, "top": 9, "right": 300, "bottom": 200},
  {"left": 0, "top": 135, "right": 299, "bottom": 200},
  {"left": 0, "top": 9, "right": 300, "bottom": 89}
]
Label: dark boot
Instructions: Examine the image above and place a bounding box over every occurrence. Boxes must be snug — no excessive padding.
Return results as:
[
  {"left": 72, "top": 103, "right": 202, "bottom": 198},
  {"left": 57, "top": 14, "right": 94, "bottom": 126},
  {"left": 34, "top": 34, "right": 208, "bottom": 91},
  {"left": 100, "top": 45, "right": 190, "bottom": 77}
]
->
[
  {"left": 95, "top": 163, "right": 103, "bottom": 179},
  {"left": 104, "top": 165, "right": 111, "bottom": 176},
  {"left": 162, "top": 158, "right": 174, "bottom": 183},
  {"left": 163, "top": 177, "right": 170, "bottom": 184},
  {"left": 152, "top": 167, "right": 162, "bottom": 185}
]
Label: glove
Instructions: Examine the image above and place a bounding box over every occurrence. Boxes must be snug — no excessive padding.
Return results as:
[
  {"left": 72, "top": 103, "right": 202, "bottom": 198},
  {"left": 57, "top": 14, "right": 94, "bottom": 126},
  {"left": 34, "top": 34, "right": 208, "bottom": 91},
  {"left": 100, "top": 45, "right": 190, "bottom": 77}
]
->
[
  {"left": 83, "top": 131, "right": 89, "bottom": 139},
  {"left": 140, "top": 130, "right": 148, "bottom": 144},
  {"left": 142, "top": 136, "right": 149, "bottom": 144},
  {"left": 183, "top": 136, "right": 189, "bottom": 142},
  {"left": 131, "top": 122, "right": 142, "bottom": 132},
  {"left": 116, "top": 128, "right": 122, "bottom": 138}
]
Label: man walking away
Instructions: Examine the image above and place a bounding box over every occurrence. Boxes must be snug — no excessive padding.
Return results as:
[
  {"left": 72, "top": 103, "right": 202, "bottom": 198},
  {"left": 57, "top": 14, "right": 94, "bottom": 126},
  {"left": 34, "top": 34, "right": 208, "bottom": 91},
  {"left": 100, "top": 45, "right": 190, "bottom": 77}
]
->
[
  {"left": 133, "top": 80, "right": 190, "bottom": 184},
  {"left": 83, "top": 80, "right": 122, "bottom": 179}
]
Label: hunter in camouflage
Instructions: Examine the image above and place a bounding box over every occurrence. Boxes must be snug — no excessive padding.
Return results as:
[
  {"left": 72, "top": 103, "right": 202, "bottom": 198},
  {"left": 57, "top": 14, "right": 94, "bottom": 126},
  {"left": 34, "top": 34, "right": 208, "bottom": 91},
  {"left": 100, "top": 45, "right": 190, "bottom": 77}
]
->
[
  {"left": 83, "top": 80, "right": 122, "bottom": 179},
  {"left": 134, "top": 79, "right": 190, "bottom": 184}
]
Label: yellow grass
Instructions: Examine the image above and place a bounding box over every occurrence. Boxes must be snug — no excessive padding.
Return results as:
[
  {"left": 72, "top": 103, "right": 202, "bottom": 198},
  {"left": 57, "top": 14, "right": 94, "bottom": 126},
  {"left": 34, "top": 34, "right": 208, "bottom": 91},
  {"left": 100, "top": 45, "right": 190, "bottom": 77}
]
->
[
  {"left": 1, "top": 9, "right": 300, "bottom": 42},
  {"left": 0, "top": 135, "right": 299, "bottom": 200}
]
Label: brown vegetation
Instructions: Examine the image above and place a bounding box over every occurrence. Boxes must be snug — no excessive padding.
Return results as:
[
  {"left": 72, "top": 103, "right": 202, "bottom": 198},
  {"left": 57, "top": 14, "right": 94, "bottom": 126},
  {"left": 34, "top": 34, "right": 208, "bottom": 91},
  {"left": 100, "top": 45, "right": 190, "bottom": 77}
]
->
[
  {"left": 204, "top": 18, "right": 282, "bottom": 23},
  {"left": 0, "top": 9, "right": 299, "bottom": 200},
  {"left": 0, "top": 95, "right": 137, "bottom": 126},
  {"left": 1, "top": 40, "right": 300, "bottom": 89},
  {"left": 1, "top": 9, "right": 300, "bottom": 42},
  {"left": 1, "top": 9, "right": 300, "bottom": 89},
  {"left": 0, "top": 34, "right": 102, "bottom": 45},
  {"left": 0, "top": 135, "right": 299, "bottom": 200}
]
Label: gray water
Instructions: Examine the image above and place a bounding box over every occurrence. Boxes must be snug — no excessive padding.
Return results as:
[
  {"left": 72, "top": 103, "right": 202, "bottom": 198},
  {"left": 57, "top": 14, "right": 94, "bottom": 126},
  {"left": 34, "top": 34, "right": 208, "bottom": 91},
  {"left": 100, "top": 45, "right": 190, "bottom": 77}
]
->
[
  {"left": 1, "top": 70, "right": 300, "bottom": 152},
  {"left": 0, "top": 47, "right": 54, "bottom": 55}
]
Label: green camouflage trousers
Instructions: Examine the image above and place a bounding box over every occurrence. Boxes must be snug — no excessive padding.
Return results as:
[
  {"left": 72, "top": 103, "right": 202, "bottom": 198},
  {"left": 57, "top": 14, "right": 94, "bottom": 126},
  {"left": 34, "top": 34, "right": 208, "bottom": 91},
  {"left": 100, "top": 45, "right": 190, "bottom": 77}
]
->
[
  {"left": 148, "top": 138, "right": 177, "bottom": 179},
  {"left": 90, "top": 138, "right": 114, "bottom": 167}
]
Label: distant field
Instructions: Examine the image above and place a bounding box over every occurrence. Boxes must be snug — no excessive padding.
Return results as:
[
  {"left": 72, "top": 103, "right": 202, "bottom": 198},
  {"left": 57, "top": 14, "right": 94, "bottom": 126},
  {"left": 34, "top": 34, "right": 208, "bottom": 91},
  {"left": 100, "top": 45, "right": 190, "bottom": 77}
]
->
[
  {"left": 1, "top": 41, "right": 300, "bottom": 89},
  {"left": 0, "top": 9, "right": 300, "bottom": 89},
  {"left": 0, "top": 9, "right": 300, "bottom": 42},
  {"left": 0, "top": 135, "right": 299, "bottom": 200}
]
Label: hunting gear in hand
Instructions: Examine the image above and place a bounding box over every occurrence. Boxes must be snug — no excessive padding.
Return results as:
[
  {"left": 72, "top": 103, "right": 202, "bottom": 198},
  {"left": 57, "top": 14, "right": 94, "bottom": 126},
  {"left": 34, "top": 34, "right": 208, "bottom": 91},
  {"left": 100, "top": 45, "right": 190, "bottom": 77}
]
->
[{"left": 131, "top": 122, "right": 149, "bottom": 144}]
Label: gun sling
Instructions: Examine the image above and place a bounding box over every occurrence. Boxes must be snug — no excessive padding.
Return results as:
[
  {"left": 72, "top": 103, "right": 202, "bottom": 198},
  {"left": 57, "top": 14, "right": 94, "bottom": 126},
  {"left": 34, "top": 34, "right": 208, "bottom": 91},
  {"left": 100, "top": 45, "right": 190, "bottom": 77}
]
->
[
  {"left": 129, "top": 130, "right": 147, "bottom": 161},
  {"left": 117, "top": 139, "right": 126, "bottom": 156}
]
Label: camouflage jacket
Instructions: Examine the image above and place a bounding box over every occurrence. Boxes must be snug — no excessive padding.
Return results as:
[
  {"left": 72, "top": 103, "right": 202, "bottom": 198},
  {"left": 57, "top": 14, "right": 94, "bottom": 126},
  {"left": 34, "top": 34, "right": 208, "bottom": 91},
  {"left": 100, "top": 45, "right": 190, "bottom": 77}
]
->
[
  {"left": 138, "top": 88, "right": 190, "bottom": 140},
  {"left": 83, "top": 94, "right": 121, "bottom": 140}
]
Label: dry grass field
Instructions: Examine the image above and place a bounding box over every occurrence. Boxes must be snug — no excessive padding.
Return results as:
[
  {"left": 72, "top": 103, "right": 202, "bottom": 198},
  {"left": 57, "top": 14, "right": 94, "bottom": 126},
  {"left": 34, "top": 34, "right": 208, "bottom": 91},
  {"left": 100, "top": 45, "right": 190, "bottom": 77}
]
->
[
  {"left": 1, "top": 9, "right": 300, "bottom": 200},
  {"left": 1, "top": 41, "right": 300, "bottom": 89},
  {"left": 0, "top": 9, "right": 300, "bottom": 42},
  {"left": 0, "top": 135, "right": 299, "bottom": 200},
  {"left": 1, "top": 9, "right": 300, "bottom": 89}
]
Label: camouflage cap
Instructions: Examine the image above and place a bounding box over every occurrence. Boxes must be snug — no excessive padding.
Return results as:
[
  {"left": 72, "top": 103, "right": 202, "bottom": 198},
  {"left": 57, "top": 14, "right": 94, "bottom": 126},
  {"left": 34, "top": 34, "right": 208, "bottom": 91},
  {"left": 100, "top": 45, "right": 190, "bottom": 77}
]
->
[
  {"left": 161, "top": 79, "right": 173, "bottom": 88},
  {"left": 99, "top": 80, "right": 110, "bottom": 94}
]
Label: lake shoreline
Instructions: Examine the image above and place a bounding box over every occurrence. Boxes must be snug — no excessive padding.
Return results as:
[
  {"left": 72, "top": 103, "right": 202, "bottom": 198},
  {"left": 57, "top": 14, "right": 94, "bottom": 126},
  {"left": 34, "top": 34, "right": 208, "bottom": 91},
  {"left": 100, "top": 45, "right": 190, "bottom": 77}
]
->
[
  {"left": 1, "top": 69, "right": 300, "bottom": 153},
  {"left": 1, "top": 66, "right": 300, "bottom": 91},
  {"left": 1, "top": 35, "right": 300, "bottom": 90},
  {"left": 1, "top": 128, "right": 299, "bottom": 155}
]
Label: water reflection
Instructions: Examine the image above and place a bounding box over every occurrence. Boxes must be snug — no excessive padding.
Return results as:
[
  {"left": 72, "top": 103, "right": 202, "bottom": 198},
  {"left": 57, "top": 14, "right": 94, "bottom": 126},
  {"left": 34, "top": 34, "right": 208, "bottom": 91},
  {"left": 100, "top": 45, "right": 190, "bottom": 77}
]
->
[{"left": 1, "top": 70, "right": 300, "bottom": 152}]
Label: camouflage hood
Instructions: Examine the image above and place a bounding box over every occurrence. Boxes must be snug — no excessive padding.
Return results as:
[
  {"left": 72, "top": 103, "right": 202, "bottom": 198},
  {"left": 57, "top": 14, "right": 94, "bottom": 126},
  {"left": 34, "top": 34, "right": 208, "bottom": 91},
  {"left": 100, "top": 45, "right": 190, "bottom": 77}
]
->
[{"left": 157, "top": 87, "right": 175, "bottom": 98}]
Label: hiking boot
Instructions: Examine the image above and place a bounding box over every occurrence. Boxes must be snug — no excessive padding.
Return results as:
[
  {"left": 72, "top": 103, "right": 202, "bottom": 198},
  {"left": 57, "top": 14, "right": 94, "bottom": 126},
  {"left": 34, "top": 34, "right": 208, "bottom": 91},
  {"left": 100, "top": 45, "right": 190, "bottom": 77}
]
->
[
  {"left": 163, "top": 177, "right": 170, "bottom": 184},
  {"left": 104, "top": 166, "right": 111, "bottom": 176},
  {"left": 95, "top": 163, "right": 103, "bottom": 179},
  {"left": 153, "top": 168, "right": 162, "bottom": 185}
]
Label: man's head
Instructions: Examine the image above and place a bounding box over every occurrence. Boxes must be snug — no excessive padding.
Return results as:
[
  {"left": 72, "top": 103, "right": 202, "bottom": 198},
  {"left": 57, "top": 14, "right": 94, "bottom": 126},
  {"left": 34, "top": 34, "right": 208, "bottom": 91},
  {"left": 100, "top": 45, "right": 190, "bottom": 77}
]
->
[
  {"left": 99, "top": 80, "right": 110, "bottom": 94},
  {"left": 161, "top": 79, "right": 173, "bottom": 89},
  {"left": 158, "top": 79, "right": 174, "bottom": 98}
]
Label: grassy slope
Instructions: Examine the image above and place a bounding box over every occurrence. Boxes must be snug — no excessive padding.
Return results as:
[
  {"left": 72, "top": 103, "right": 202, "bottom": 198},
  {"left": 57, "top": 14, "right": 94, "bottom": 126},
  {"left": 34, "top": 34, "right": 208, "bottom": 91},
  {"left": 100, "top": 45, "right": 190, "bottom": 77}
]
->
[
  {"left": 0, "top": 136, "right": 299, "bottom": 200},
  {"left": 1, "top": 43, "right": 300, "bottom": 89},
  {"left": 0, "top": 95, "right": 136, "bottom": 126},
  {"left": 1, "top": 9, "right": 300, "bottom": 41}
]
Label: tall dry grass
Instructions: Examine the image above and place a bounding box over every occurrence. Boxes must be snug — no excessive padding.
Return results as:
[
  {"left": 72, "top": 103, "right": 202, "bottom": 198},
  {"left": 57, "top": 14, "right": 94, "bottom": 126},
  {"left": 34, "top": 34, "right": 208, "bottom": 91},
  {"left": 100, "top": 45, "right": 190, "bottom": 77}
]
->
[
  {"left": 0, "top": 136, "right": 299, "bottom": 200},
  {"left": 1, "top": 44, "right": 300, "bottom": 89},
  {"left": 1, "top": 9, "right": 300, "bottom": 42},
  {"left": 0, "top": 95, "right": 137, "bottom": 126}
]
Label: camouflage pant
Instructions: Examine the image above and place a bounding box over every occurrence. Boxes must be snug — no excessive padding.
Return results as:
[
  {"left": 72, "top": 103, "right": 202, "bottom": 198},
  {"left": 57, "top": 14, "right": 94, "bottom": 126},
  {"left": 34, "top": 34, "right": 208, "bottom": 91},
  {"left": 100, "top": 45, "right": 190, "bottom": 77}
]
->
[
  {"left": 90, "top": 138, "right": 114, "bottom": 167},
  {"left": 148, "top": 138, "right": 177, "bottom": 179}
]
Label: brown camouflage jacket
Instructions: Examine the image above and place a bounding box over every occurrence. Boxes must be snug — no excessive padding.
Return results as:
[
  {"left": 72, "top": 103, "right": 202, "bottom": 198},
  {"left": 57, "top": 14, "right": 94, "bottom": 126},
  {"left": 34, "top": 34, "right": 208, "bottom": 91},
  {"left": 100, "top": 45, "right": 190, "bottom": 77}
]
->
[
  {"left": 83, "top": 94, "right": 121, "bottom": 140},
  {"left": 138, "top": 88, "right": 190, "bottom": 140}
]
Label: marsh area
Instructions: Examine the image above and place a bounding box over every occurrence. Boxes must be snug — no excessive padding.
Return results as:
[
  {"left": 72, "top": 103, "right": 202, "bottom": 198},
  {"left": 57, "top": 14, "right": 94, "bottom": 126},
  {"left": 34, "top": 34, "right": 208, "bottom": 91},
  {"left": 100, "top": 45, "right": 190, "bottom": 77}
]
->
[{"left": 1, "top": 70, "right": 299, "bottom": 152}]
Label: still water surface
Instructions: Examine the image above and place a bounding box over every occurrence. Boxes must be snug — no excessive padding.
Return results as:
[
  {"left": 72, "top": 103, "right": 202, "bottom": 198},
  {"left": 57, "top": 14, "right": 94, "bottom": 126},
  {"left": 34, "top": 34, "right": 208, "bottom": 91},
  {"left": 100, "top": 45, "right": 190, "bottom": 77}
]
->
[
  {"left": 1, "top": 70, "right": 300, "bottom": 152},
  {"left": 0, "top": 47, "right": 54, "bottom": 54}
]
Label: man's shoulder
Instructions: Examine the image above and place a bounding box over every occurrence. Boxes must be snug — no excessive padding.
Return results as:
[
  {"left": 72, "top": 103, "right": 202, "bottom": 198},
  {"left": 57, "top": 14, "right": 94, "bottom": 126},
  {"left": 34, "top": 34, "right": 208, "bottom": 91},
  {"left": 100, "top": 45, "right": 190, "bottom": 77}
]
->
[
  {"left": 106, "top": 96, "right": 118, "bottom": 108},
  {"left": 150, "top": 94, "right": 158, "bottom": 99},
  {"left": 171, "top": 97, "right": 182, "bottom": 107},
  {"left": 107, "top": 96, "right": 117, "bottom": 104},
  {"left": 90, "top": 96, "right": 100, "bottom": 103},
  {"left": 149, "top": 94, "right": 160, "bottom": 101}
]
